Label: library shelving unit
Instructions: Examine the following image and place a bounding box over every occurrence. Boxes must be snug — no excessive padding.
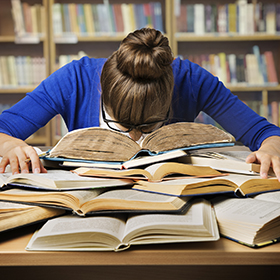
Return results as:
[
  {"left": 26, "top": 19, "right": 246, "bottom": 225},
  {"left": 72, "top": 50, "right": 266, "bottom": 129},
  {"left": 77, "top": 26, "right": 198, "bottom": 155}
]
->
[
  {"left": 0, "top": 0, "right": 51, "bottom": 146},
  {"left": 172, "top": 0, "right": 280, "bottom": 125},
  {"left": 2, "top": 0, "right": 280, "bottom": 146},
  {"left": 48, "top": 0, "right": 172, "bottom": 144}
]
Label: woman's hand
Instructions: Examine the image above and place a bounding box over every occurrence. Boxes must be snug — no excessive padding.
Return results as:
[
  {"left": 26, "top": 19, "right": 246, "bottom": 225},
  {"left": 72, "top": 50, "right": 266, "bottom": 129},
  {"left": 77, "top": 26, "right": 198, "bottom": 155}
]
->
[
  {"left": 0, "top": 133, "right": 47, "bottom": 174},
  {"left": 246, "top": 136, "right": 280, "bottom": 181}
]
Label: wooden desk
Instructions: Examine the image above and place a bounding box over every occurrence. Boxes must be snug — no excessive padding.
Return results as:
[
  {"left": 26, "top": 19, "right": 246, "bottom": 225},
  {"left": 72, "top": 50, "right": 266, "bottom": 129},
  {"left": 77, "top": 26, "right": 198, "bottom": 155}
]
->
[{"left": 0, "top": 224, "right": 280, "bottom": 280}]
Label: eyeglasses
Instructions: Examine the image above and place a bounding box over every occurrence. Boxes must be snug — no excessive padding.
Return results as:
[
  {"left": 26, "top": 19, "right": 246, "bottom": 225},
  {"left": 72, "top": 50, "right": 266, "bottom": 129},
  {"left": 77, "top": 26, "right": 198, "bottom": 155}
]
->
[{"left": 101, "top": 99, "right": 170, "bottom": 134}]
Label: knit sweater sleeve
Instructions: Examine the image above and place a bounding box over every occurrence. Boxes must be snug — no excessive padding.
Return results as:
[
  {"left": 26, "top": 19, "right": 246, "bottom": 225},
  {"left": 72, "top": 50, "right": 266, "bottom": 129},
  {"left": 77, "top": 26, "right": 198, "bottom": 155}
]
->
[
  {"left": 0, "top": 57, "right": 104, "bottom": 140},
  {"left": 172, "top": 58, "right": 280, "bottom": 151}
]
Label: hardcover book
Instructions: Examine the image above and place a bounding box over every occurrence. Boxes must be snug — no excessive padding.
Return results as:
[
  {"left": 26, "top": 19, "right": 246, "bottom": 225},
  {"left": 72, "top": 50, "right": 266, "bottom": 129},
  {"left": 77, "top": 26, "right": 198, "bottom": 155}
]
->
[
  {"left": 0, "top": 188, "right": 191, "bottom": 216},
  {"left": 42, "top": 122, "right": 234, "bottom": 166},
  {"left": 212, "top": 191, "right": 280, "bottom": 248},
  {"left": 25, "top": 199, "right": 219, "bottom": 251}
]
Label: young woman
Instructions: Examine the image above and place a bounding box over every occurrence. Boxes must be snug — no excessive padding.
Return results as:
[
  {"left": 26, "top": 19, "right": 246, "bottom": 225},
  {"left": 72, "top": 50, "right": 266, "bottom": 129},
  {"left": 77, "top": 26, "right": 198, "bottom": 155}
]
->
[{"left": 0, "top": 28, "right": 280, "bottom": 180}]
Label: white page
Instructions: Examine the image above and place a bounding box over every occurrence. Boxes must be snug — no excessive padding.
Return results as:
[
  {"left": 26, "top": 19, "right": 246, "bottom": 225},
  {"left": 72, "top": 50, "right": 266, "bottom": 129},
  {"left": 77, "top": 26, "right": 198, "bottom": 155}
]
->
[
  {"left": 213, "top": 197, "right": 280, "bottom": 226},
  {"left": 253, "top": 190, "right": 280, "bottom": 203},
  {"left": 28, "top": 215, "right": 127, "bottom": 249},
  {"left": 122, "top": 200, "right": 216, "bottom": 243}
]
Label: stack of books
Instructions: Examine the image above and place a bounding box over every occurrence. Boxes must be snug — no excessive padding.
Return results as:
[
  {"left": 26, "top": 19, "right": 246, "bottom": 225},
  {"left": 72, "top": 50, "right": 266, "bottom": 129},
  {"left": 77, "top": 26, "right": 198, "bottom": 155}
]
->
[{"left": 1, "top": 122, "right": 280, "bottom": 251}]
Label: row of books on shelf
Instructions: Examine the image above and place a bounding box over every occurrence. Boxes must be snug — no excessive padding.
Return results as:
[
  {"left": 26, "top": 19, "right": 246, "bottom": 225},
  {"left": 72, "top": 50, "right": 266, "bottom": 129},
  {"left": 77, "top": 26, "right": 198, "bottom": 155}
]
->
[
  {"left": 182, "top": 46, "right": 278, "bottom": 86},
  {"left": 52, "top": 1, "right": 164, "bottom": 39},
  {"left": 0, "top": 56, "right": 46, "bottom": 88},
  {"left": 175, "top": 0, "right": 280, "bottom": 35},
  {"left": 1, "top": 124, "right": 280, "bottom": 250},
  {"left": 11, "top": 0, "right": 46, "bottom": 38}
]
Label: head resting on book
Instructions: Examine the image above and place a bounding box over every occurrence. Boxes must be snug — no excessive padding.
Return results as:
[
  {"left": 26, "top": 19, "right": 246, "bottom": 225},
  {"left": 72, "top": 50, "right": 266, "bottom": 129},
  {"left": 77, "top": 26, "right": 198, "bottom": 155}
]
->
[{"left": 101, "top": 28, "right": 174, "bottom": 138}]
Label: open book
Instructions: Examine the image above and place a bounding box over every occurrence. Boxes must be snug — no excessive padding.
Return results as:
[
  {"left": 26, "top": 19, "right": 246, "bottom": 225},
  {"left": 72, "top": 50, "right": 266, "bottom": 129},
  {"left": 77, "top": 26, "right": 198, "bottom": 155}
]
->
[
  {"left": 72, "top": 162, "right": 222, "bottom": 182},
  {"left": 0, "top": 170, "right": 132, "bottom": 191},
  {"left": 212, "top": 191, "right": 280, "bottom": 247},
  {"left": 42, "top": 122, "right": 234, "bottom": 166},
  {"left": 25, "top": 199, "right": 219, "bottom": 252},
  {"left": 180, "top": 146, "right": 270, "bottom": 175},
  {"left": 0, "top": 188, "right": 191, "bottom": 216},
  {"left": 132, "top": 173, "right": 280, "bottom": 197},
  {"left": 0, "top": 201, "right": 65, "bottom": 233}
]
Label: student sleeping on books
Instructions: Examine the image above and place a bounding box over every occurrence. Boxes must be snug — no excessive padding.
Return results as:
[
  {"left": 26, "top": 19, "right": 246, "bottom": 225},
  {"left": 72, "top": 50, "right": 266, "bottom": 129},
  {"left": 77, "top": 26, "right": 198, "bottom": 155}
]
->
[{"left": 0, "top": 28, "right": 280, "bottom": 181}]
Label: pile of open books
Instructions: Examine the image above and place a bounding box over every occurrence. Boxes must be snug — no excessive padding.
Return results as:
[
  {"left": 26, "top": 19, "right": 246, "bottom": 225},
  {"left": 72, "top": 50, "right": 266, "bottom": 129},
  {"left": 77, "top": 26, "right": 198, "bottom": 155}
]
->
[{"left": 1, "top": 122, "right": 280, "bottom": 251}]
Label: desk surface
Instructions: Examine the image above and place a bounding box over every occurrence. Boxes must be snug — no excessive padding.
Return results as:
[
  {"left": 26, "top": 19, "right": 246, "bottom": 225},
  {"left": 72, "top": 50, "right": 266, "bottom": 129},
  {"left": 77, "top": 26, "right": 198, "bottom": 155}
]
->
[{"left": 1, "top": 224, "right": 280, "bottom": 267}]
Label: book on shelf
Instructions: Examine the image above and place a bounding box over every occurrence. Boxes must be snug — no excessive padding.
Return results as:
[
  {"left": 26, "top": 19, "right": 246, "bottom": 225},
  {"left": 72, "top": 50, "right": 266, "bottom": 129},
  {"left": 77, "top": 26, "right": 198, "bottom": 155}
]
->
[
  {"left": 175, "top": 1, "right": 279, "bottom": 36},
  {"left": 25, "top": 198, "right": 219, "bottom": 252},
  {"left": 72, "top": 162, "right": 222, "bottom": 182},
  {"left": 184, "top": 46, "right": 278, "bottom": 87},
  {"left": 42, "top": 122, "right": 234, "bottom": 168},
  {"left": 0, "top": 55, "right": 46, "bottom": 88},
  {"left": 266, "top": 4, "right": 277, "bottom": 34},
  {"left": 217, "top": 4, "right": 227, "bottom": 33},
  {"left": 186, "top": 4, "right": 194, "bottom": 32},
  {"left": 11, "top": 0, "right": 26, "bottom": 36},
  {"left": 51, "top": 2, "right": 164, "bottom": 37},
  {"left": 265, "top": 51, "right": 279, "bottom": 84},
  {"left": 194, "top": 4, "right": 205, "bottom": 35},
  {"left": 11, "top": 0, "right": 45, "bottom": 37},
  {"left": 132, "top": 173, "right": 280, "bottom": 197},
  {"left": 0, "top": 169, "right": 132, "bottom": 191},
  {"left": 0, "top": 201, "right": 65, "bottom": 233},
  {"left": 0, "top": 188, "right": 192, "bottom": 217},
  {"left": 212, "top": 191, "right": 280, "bottom": 248}
]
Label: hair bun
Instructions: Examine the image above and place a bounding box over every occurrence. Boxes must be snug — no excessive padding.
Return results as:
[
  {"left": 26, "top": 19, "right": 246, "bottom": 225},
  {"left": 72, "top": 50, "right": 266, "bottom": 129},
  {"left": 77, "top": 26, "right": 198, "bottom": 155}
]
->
[{"left": 116, "top": 28, "right": 173, "bottom": 80}]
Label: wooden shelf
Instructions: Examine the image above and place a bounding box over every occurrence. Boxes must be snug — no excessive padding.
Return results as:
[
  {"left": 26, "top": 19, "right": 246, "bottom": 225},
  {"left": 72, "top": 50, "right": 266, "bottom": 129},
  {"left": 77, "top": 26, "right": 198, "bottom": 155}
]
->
[
  {"left": 175, "top": 33, "right": 280, "bottom": 42},
  {"left": 2, "top": 0, "right": 280, "bottom": 146},
  {"left": 0, "top": 86, "right": 36, "bottom": 94},
  {"left": 227, "top": 85, "right": 280, "bottom": 92}
]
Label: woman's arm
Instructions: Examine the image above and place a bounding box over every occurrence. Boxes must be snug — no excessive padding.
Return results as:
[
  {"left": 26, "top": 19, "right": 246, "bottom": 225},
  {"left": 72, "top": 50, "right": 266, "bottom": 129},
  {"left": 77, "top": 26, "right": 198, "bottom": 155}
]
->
[{"left": 0, "top": 133, "right": 47, "bottom": 174}]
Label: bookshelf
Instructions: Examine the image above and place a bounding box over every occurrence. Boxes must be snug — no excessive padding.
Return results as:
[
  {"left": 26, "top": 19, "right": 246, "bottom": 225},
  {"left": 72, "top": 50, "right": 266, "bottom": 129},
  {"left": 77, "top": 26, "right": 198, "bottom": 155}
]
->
[
  {"left": 0, "top": 0, "right": 51, "bottom": 146},
  {"left": 1, "top": 0, "right": 280, "bottom": 146},
  {"left": 172, "top": 0, "right": 280, "bottom": 126}
]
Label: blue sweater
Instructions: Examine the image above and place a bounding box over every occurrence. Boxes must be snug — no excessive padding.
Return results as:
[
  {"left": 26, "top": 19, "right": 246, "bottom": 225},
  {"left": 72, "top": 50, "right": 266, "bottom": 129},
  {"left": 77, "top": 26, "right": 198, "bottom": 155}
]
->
[{"left": 1, "top": 56, "right": 280, "bottom": 151}]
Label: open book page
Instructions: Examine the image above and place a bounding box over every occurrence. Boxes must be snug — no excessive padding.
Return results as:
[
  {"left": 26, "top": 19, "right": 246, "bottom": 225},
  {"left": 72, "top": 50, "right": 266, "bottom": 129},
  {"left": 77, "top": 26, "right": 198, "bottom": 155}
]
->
[
  {"left": 66, "top": 189, "right": 105, "bottom": 205},
  {"left": 49, "top": 127, "right": 141, "bottom": 162},
  {"left": 0, "top": 173, "right": 13, "bottom": 186},
  {"left": 252, "top": 190, "right": 280, "bottom": 203},
  {"left": 92, "top": 189, "right": 190, "bottom": 209},
  {"left": 121, "top": 199, "right": 219, "bottom": 245},
  {"left": 0, "top": 201, "right": 34, "bottom": 211},
  {"left": 0, "top": 188, "right": 104, "bottom": 213},
  {"left": 26, "top": 214, "right": 127, "bottom": 251},
  {"left": 4, "top": 169, "right": 132, "bottom": 190},
  {"left": 188, "top": 146, "right": 252, "bottom": 161},
  {"left": 133, "top": 173, "right": 280, "bottom": 197},
  {"left": 212, "top": 196, "right": 280, "bottom": 245},
  {"left": 141, "top": 122, "right": 234, "bottom": 152},
  {"left": 0, "top": 200, "right": 65, "bottom": 233}
]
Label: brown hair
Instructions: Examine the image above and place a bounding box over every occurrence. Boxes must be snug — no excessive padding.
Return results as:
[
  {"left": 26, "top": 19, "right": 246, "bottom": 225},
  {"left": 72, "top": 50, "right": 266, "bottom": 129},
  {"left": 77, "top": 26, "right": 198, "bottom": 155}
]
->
[{"left": 101, "top": 28, "right": 174, "bottom": 126}]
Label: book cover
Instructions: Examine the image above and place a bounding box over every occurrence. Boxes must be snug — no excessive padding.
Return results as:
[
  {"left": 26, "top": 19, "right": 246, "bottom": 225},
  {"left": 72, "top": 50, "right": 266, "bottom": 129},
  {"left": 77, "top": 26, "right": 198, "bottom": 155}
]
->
[
  {"left": 194, "top": 4, "right": 205, "bottom": 35},
  {"left": 112, "top": 4, "right": 124, "bottom": 33},
  {"left": 264, "top": 51, "right": 278, "bottom": 84}
]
